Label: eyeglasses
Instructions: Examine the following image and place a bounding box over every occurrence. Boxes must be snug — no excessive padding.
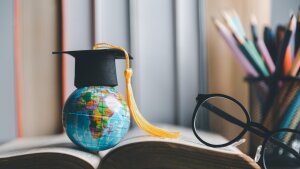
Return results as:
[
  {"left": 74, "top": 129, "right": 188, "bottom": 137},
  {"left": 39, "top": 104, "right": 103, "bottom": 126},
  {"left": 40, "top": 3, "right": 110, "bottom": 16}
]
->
[{"left": 192, "top": 94, "right": 300, "bottom": 169}]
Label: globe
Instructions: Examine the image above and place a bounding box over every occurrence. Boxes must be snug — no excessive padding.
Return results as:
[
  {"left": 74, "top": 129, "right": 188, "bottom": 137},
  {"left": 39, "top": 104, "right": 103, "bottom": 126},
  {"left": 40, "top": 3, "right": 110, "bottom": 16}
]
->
[{"left": 63, "top": 86, "right": 130, "bottom": 151}]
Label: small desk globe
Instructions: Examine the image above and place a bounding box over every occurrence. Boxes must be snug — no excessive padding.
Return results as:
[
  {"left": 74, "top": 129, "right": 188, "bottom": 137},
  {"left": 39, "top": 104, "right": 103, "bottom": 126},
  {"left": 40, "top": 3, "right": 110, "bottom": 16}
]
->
[{"left": 63, "top": 86, "right": 130, "bottom": 151}]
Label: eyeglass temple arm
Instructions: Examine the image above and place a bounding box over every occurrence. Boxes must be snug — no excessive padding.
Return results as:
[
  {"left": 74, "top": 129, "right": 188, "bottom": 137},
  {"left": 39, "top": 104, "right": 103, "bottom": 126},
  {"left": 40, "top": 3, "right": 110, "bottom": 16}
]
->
[
  {"left": 267, "top": 137, "right": 300, "bottom": 159},
  {"left": 249, "top": 122, "right": 299, "bottom": 159},
  {"left": 202, "top": 102, "right": 300, "bottom": 158},
  {"left": 202, "top": 102, "right": 248, "bottom": 130}
]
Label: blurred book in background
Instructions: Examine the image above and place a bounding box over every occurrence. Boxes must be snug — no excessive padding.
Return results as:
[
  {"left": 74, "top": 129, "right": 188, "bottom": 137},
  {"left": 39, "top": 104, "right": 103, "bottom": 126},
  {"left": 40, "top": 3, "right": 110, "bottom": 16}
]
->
[
  {"left": 0, "top": 0, "right": 18, "bottom": 142},
  {"left": 0, "top": 0, "right": 62, "bottom": 141},
  {"left": 19, "top": 0, "right": 62, "bottom": 137}
]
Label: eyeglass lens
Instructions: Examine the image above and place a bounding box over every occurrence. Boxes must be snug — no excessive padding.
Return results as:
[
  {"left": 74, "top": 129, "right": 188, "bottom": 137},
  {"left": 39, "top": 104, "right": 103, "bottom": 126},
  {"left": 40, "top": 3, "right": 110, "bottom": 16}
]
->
[
  {"left": 194, "top": 96, "right": 247, "bottom": 146},
  {"left": 263, "top": 130, "right": 300, "bottom": 169}
]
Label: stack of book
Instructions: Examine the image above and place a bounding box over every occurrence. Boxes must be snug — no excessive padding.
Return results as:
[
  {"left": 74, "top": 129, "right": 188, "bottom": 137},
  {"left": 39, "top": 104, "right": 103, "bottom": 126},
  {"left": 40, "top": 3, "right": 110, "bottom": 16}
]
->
[{"left": 0, "top": 0, "right": 62, "bottom": 142}]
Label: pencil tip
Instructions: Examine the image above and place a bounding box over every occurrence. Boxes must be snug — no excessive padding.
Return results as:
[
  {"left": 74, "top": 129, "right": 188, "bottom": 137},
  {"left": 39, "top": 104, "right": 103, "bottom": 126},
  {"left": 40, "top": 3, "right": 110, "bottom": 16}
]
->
[
  {"left": 289, "top": 10, "right": 294, "bottom": 17},
  {"left": 233, "top": 32, "right": 244, "bottom": 44},
  {"left": 212, "top": 18, "right": 223, "bottom": 30},
  {"left": 288, "top": 15, "right": 296, "bottom": 31},
  {"left": 222, "top": 10, "right": 231, "bottom": 20},
  {"left": 222, "top": 10, "right": 234, "bottom": 29},
  {"left": 231, "top": 9, "right": 238, "bottom": 16},
  {"left": 212, "top": 17, "right": 218, "bottom": 27},
  {"left": 298, "top": 7, "right": 300, "bottom": 21},
  {"left": 211, "top": 17, "right": 217, "bottom": 23},
  {"left": 250, "top": 14, "right": 257, "bottom": 25}
]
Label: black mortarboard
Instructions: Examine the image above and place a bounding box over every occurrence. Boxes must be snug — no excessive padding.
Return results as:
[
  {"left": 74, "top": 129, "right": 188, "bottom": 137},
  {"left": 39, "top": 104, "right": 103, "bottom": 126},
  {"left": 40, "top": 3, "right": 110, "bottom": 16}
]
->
[{"left": 53, "top": 49, "right": 133, "bottom": 88}]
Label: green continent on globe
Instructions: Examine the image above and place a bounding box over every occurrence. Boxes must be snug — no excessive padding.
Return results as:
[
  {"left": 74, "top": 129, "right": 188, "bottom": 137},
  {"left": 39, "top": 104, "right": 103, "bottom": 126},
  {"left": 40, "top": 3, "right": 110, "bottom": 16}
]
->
[
  {"left": 77, "top": 89, "right": 114, "bottom": 138},
  {"left": 63, "top": 86, "right": 130, "bottom": 151}
]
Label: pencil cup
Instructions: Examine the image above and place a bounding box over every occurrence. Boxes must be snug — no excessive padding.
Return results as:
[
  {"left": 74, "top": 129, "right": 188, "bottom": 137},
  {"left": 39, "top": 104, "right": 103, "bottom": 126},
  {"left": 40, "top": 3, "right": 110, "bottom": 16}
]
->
[{"left": 245, "top": 76, "right": 300, "bottom": 164}]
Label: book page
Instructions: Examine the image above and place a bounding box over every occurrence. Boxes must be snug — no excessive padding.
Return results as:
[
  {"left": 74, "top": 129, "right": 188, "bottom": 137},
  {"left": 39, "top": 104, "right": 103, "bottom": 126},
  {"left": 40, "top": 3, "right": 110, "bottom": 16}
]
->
[
  {"left": 99, "top": 124, "right": 241, "bottom": 158},
  {"left": 0, "top": 124, "right": 247, "bottom": 169},
  {"left": 0, "top": 134, "right": 100, "bottom": 168},
  {"left": 99, "top": 124, "right": 259, "bottom": 169}
]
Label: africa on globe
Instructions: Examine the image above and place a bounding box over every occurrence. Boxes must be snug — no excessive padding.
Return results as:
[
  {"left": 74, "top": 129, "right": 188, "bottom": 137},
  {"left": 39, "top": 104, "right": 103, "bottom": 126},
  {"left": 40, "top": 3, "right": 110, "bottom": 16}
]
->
[{"left": 63, "top": 86, "right": 130, "bottom": 151}]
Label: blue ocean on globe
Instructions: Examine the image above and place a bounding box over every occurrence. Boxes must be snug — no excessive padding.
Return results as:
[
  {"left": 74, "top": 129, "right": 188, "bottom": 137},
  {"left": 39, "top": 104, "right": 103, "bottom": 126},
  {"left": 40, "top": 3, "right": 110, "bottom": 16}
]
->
[{"left": 63, "top": 86, "right": 130, "bottom": 151}]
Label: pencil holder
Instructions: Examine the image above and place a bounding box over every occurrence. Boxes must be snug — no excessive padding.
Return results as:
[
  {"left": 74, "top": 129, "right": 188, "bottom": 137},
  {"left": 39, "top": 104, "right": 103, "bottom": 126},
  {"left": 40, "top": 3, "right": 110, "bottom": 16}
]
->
[{"left": 245, "top": 76, "right": 300, "bottom": 160}]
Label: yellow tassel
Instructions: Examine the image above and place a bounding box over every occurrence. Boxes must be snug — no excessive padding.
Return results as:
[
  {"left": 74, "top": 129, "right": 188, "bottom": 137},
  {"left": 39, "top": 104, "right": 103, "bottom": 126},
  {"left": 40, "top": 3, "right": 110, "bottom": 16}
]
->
[{"left": 93, "top": 43, "right": 180, "bottom": 138}]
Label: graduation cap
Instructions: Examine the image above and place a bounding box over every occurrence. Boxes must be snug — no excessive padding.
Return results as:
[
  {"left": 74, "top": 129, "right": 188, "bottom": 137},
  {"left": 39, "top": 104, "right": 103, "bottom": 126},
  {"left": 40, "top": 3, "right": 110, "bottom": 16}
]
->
[
  {"left": 53, "top": 49, "right": 133, "bottom": 88},
  {"left": 53, "top": 43, "right": 180, "bottom": 139}
]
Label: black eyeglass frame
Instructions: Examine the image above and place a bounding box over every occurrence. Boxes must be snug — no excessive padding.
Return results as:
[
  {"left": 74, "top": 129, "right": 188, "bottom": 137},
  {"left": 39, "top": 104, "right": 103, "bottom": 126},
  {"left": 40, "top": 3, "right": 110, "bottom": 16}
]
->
[
  {"left": 192, "top": 94, "right": 300, "bottom": 169},
  {"left": 261, "top": 128, "right": 300, "bottom": 168}
]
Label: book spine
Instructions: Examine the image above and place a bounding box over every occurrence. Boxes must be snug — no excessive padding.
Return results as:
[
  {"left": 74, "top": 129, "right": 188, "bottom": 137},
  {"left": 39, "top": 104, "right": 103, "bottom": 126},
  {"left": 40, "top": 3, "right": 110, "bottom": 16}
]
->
[
  {"left": 20, "top": 0, "right": 62, "bottom": 136},
  {"left": 0, "top": 0, "right": 18, "bottom": 141},
  {"left": 61, "top": 0, "right": 93, "bottom": 103},
  {"left": 14, "top": 0, "right": 23, "bottom": 138}
]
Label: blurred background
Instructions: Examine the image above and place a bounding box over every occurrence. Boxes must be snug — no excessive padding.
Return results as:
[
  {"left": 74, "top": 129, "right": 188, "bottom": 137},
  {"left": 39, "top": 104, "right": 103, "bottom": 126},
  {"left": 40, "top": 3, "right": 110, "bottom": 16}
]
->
[{"left": 0, "top": 0, "right": 298, "bottom": 152}]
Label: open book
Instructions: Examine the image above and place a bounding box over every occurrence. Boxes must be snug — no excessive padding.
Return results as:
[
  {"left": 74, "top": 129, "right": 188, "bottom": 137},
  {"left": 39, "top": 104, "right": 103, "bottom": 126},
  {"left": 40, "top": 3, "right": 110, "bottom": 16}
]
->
[{"left": 0, "top": 125, "right": 260, "bottom": 169}]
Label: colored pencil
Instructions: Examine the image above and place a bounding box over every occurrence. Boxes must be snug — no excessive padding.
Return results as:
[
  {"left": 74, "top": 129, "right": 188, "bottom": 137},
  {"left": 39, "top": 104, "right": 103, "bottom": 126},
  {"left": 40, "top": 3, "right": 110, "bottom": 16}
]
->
[
  {"left": 263, "top": 80, "right": 300, "bottom": 130},
  {"left": 246, "top": 40, "right": 269, "bottom": 76},
  {"left": 284, "top": 104, "right": 300, "bottom": 143},
  {"left": 279, "top": 90, "right": 300, "bottom": 130},
  {"left": 274, "top": 15, "right": 296, "bottom": 77},
  {"left": 251, "top": 15, "right": 258, "bottom": 43},
  {"left": 295, "top": 8, "right": 300, "bottom": 55},
  {"left": 266, "top": 85, "right": 300, "bottom": 130},
  {"left": 276, "top": 25, "right": 286, "bottom": 54},
  {"left": 290, "top": 48, "right": 300, "bottom": 75},
  {"left": 283, "top": 15, "right": 297, "bottom": 74},
  {"left": 213, "top": 18, "right": 268, "bottom": 97},
  {"left": 222, "top": 11, "right": 269, "bottom": 77},
  {"left": 283, "top": 46, "right": 292, "bottom": 75},
  {"left": 290, "top": 11, "right": 298, "bottom": 60},
  {"left": 231, "top": 10, "right": 246, "bottom": 38},
  {"left": 279, "top": 49, "right": 300, "bottom": 121},
  {"left": 213, "top": 18, "right": 259, "bottom": 77},
  {"left": 283, "top": 109, "right": 300, "bottom": 143},
  {"left": 264, "top": 48, "right": 300, "bottom": 130},
  {"left": 223, "top": 11, "right": 239, "bottom": 37},
  {"left": 228, "top": 11, "right": 266, "bottom": 74},
  {"left": 263, "top": 15, "right": 296, "bottom": 122},
  {"left": 264, "top": 27, "right": 276, "bottom": 63},
  {"left": 257, "top": 39, "right": 275, "bottom": 73},
  {"left": 214, "top": 11, "right": 300, "bottom": 137},
  {"left": 233, "top": 33, "right": 267, "bottom": 76}
]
